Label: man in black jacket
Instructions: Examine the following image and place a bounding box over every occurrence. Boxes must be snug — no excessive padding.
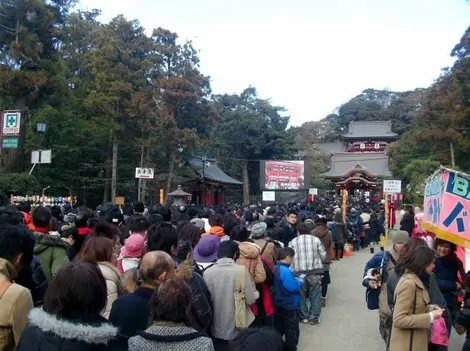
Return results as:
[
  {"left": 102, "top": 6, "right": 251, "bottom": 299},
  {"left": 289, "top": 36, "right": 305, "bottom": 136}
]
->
[{"left": 109, "top": 251, "right": 175, "bottom": 337}]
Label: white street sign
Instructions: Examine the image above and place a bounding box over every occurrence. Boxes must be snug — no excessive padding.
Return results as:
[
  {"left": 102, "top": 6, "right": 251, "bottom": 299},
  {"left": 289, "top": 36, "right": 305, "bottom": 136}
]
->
[
  {"left": 383, "top": 180, "right": 402, "bottom": 194},
  {"left": 3, "top": 111, "right": 21, "bottom": 135},
  {"left": 308, "top": 188, "right": 318, "bottom": 196},
  {"left": 262, "top": 191, "right": 276, "bottom": 202},
  {"left": 135, "top": 167, "right": 154, "bottom": 179},
  {"left": 31, "top": 149, "right": 52, "bottom": 164}
]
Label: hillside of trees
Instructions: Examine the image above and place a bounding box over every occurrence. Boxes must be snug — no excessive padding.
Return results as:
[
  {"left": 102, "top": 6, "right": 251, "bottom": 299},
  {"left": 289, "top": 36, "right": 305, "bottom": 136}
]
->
[{"left": 0, "top": 1, "right": 468, "bottom": 205}]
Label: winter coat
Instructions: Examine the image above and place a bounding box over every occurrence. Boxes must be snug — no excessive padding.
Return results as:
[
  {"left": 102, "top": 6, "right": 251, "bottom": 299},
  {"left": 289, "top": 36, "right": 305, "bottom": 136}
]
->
[
  {"left": 33, "top": 232, "right": 69, "bottom": 282},
  {"left": 17, "top": 308, "right": 127, "bottom": 351},
  {"left": 0, "top": 258, "right": 34, "bottom": 351},
  {"left": 98, "top": 262, "right": 123, "bottom": 319},
  {"left": 331, "top": 221, "right": 347, "bottom": 245},
  {"left": 203, "top": 258, "right": 258, "bottom": 341},
  {"left": 252, "top": 238, "right": 277, "bottom": 264},
  {"left": 388, "top": 272, "right": 432, "bottom": 351},
  {"left": 400, "top": 213, "right": 415, "bottom": 236},
  {"left": 128, "top": 323, "right": 214, "bottom": 351},
  {"left": 236, "top": 242, "right": 266, "bottom": 284},
  {"left": 434, "top": 255, "right": 462, "bottom": 310},
  {"left": 281, "top": 223, "right": 297, "bottom": 247},
  {"left": 176, "top": 262, "right": 213, "bottom": 333},
  {"left": 368, "top": 216, "right": 384, "bottom": 243},
  {"left": 348, "top": 214, "right": 363, "bottom": 237},
  {"left": 274, "top": 262, "right": 302, "bottom": 310},
  {"left": 21, "top": 212, "right": 35, "bottom": 231},
  {"left": 312, "top": 223, "right": 332, "bottom": 267},
  {"left": 109, "top": 286, "right": 155, "bottom": 338}
]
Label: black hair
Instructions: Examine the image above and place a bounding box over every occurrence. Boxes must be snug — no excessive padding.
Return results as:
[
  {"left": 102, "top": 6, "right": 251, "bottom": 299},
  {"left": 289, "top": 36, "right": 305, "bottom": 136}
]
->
[
  {"left": 32, "top": 206, "right": 52, "bottom": 228},
  {"left": 217, "top": 240, "right": 240, "bottom": 260},
  {"left": 176, "top": 240, "right": 193, "bottom": 262},
  {"left": 17, "top": 201, "right": 31, "bottom": 213},
  {"left": 157, "top": 206, "right": 172, "bottom": 222},
  {"left": 223, "top": 216, "right": 238, "bottom": 236},
  {"left": 244, "top": 211, "right": 254, "bottom": 223},
  {"left": 50, "top": 206, "right": 62, "bottom": 220},
  {"left": 147, "top": 223, "right": 178, "bottom": 254},
  {"left": 0, "top": 207, "right": 24, "bottom": 225},
  {"left": 287, "top": 210, "right": 297, "bottom": 217},
  {"left": 146, "top": 213, "right": 164, "bottom": 227},
  {"left": 402, "top": 246, "right": 435, "bottom": 276},
  {"left": 229, "top": 327, "right": 283, "bottom": 351},
  {"left": 105, "top": 207, "right": 124, "bottom": 226},
  {"left": 271, "top": 226, "right": 284, "bottom": 241},
  {"left": 133, "top": 201, "right": 145, "bottom": 214},
  {"left": 209, "top": 213, "right": 223, "bottom": 227},
  {"left": 278, "top": 247, "right": 295, "bottom": 260},
  {"left": 230, "top": 225, "right": 248, "bottom": 242},
  {"left": 74, "top": 207, "right": 94, "bottom": 228},
  {"left": 0, "top": 224, "right": 35, "bottom": 265},
  {"left": 43, "top": 261, "right": 107, "bottom": 319},
  {"left": 122, "top": 203, "right": 134, "bottom": 217},
  {"left": 129, "top": 216, "right": 148, "bottom": 233},
  {"left": 178, "top": 223, "right": 202, "bottom": 248}
]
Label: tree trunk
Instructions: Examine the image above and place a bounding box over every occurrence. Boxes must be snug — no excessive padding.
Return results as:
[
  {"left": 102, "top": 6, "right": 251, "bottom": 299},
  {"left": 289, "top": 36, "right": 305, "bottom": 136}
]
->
[
  {"left": 111, "top": 136, "right": 118, "bottom": 203},
  {"left": 450, "top": 141, "right": 456, "bottom": 168},
  {"left": 102, "top": 131, "right": 112, "bottom": 203},
  {"left": 242, "top": 160, "right": 250, "bottom": 204},
  {"left": 165, "top": 155, "right": 175, "bottom": 204},
  {"left": 137, "top": 144, "right": 144, "bottom": 201}
]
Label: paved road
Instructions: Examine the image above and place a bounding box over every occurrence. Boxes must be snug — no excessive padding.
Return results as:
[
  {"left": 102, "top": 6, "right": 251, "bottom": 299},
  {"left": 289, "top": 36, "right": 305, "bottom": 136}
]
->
[{"left": 298, "top": 248, "right": 465, "bottom": 351}]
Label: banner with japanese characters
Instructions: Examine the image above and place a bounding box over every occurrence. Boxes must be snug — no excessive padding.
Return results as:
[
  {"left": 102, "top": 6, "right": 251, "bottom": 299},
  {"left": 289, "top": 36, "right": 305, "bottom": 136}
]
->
[{"left": 423, "top": 167, "right": 470, "bottom": 248}]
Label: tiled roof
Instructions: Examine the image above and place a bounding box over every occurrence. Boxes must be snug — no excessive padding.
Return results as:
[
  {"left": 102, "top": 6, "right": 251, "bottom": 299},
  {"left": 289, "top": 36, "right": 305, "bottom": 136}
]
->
[
  {"left": 189, "top": 157, "right": 242, "bottom": 185},
  {"left": 324, "top": 152, "right": 391, "bottom": 178},
  {"left": 317, "top": 142, "right": 346, "bottom": 155},
  {"left": 343, "top": 121, "right": 397, "bottom": 139}
]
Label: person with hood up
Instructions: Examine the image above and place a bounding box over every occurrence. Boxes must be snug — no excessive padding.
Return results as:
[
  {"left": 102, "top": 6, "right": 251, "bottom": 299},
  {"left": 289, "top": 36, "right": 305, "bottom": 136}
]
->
[
  {"left": 31, "top": 207, "right": 69, "bottom": 282},
  {"left": 201, "top": 214, "right": 225, "bottom": 240},
  {"left": 312, "top": 217, "right": 332, "bottom": 307},
  {"left": 235, "top": 230, "right": 266, "bottom": 285}
]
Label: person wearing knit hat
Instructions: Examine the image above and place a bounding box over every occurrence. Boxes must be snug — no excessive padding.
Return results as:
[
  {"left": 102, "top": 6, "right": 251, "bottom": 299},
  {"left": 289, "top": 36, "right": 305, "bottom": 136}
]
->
[
  {"left": 362, "top": 228, "right": 408, "bottom": 344},
  {"left": 251, "top": 221, "right": 277, "bottom": 264}
]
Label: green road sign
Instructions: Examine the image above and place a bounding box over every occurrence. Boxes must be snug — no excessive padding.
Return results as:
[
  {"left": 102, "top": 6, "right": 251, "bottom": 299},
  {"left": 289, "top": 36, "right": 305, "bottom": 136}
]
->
[{"left": 2, "top": 137, "right": 19, "bottom": 149}]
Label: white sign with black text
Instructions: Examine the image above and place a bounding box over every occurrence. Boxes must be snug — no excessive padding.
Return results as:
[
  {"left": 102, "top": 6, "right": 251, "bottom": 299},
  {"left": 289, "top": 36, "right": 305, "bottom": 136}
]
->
[
  {"left": 383, "top": 180, "right": 402, "bottom": 194},
  {"left": 135, "top": 168, "right": 154, "bottom": 179},
  {"left": 262, "top": 191, "right": 276, "bottom": 202}
]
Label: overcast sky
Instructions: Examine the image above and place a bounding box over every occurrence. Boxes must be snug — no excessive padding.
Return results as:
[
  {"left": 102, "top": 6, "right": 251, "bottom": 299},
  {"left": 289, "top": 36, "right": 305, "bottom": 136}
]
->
[{"left": 76, "top": 0, "right": 469, "bottom": 126}]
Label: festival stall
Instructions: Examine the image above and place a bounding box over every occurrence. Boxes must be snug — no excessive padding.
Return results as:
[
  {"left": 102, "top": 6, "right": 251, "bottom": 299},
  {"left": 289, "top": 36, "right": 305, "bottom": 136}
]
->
[{"left": 423, "top": 167, "right": 470, "bottom": 271}]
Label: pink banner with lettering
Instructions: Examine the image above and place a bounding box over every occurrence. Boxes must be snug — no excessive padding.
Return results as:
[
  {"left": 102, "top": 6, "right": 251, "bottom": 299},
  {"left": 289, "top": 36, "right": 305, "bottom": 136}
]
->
[{"left": 423, "top": 169, "right": 470, "bottom": 248}]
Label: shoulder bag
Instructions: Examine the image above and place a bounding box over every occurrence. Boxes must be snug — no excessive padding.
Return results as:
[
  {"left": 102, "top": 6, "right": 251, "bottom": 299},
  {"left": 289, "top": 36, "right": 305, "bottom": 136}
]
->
[{"left": 234, "top": 266, "right": 255, "bottom": 328}]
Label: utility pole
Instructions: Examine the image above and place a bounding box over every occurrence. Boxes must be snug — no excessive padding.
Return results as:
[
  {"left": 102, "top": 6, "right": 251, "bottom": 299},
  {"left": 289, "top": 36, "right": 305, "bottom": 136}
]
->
[
  {"left": 202, "top": 156, "right": 206, "bottom": 206},
  {"left": 111, "top": 137, "right": 118, "bottom": 203},
  {"left": 450, "top": 141, "right": 456, "bottom": 168}
]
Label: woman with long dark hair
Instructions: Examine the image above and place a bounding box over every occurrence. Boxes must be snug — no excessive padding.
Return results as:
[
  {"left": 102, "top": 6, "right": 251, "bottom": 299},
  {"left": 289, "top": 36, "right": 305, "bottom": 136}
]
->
[{"left": 18, "top": 261, "right": 126, "bottom": 351}]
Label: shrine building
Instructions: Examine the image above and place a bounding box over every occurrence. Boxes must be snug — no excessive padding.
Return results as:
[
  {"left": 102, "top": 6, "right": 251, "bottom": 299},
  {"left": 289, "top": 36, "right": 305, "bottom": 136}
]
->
[{"left": 319, "top": 121, "right": 397, "bottom": 199}]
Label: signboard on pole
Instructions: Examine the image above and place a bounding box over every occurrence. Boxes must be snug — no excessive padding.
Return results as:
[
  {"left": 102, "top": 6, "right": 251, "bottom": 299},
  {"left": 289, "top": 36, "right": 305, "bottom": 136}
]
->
[
  {"left": 31, "top": 150, "right": 52, "bottom": 164},
  {"left": 135, "top": 168, "right": 154, "bottom": 179},
  {"left": 2, "top": 111, "right": 21, "bottom": 135},
  {"left": 308, "top": 188, "right": 318, "bottom": 196},
  {"left": 262, "top": 191, "right": 276, "bottom": 202},
  {"left": 2, "top": 137, "right": 18, "bottom": 149},
  {"left": 383, "top": 180, "right": 402, "bottom": 194}
]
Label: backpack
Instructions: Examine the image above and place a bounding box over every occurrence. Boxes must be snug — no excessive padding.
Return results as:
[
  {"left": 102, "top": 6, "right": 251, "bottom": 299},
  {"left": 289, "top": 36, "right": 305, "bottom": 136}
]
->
[{"left": 365, "top": 252, "right": 389, "bottom": 310}]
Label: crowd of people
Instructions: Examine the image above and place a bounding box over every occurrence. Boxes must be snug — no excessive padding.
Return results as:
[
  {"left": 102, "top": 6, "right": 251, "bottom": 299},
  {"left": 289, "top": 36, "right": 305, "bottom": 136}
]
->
[
  {"left": 0, "top": 198, "right": 390, "bottom": 351},
  {"left": 363, "top": 205, "right": 470, "bottom": 351}
]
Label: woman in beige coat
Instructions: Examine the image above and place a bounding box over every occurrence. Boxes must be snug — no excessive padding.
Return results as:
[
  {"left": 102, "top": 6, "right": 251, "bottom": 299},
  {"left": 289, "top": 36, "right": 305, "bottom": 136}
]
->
[
  {"left": 388, "top": 246, "right": 444, "bottom": 351},
  {"left": 76, "top": 236, "right": 124, "bottom": 318}
]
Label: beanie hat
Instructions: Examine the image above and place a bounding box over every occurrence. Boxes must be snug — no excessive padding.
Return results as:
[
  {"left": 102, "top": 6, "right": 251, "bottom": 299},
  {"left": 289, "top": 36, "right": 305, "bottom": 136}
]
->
[
  {"left": 391, "top": 230, "right": 410, "bottom": 245},
  {"left": 190, "top": 218, "right": 205, "bottom": 230},
  {"left": 251, "top": 222, "right": 267, "bottom": 239}
]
